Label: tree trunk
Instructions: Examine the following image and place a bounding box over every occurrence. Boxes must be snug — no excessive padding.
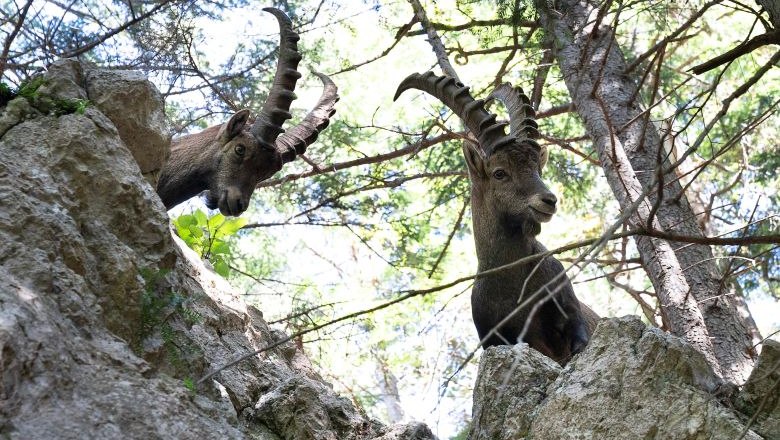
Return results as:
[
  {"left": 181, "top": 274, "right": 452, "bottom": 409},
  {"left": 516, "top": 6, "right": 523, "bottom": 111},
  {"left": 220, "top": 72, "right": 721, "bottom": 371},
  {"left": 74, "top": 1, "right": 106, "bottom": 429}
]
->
[
  {"left": 756, "top": 0, "right": 779, "bottom": 29},
  {"left": 374, "top": 354, "right": 405, "bottom": 423},
  {"left": 535, "top": 0, "right": 761, "bottom": 384}
]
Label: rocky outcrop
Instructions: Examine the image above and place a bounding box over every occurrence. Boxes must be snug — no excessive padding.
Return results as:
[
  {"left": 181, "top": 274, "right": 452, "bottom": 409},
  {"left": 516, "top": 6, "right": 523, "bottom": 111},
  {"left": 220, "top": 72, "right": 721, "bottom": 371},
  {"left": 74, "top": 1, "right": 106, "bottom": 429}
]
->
[
  {"left": 737, "top": 339, "right": 780, "bottom": 439},
  {"left": 36, "top": 59, "right": 170, "bottom": 185},
  {"left": 470, "top": 316, "right": 770, "bottom": 440},
  {"left": 0, "top": 59, "right": 434, "bottom": 440},
  {"left": 469, "top": 344, "right": 560, "bottom": 440}
]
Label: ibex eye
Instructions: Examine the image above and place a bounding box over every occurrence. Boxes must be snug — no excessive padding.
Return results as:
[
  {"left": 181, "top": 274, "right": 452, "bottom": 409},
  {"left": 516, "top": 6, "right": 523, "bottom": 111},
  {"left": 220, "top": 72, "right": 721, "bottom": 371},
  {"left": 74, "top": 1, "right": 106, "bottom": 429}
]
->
[
  {"left": 234, "top": 144, "right": 246, "bottom": 156},
  {"left": 492, "top": 169, "right": 508, "bottom": 180}
]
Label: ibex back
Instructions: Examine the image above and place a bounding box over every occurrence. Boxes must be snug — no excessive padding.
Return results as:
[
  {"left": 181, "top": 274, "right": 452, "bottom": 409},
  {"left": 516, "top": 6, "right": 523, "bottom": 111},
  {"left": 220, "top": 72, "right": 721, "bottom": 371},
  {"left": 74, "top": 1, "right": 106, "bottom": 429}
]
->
[
  {"left": 156, "top": 8, "right": 338, "bottom": 216},
  {"left": 395, "top": 72, "right": 598, "bottom": 365}
]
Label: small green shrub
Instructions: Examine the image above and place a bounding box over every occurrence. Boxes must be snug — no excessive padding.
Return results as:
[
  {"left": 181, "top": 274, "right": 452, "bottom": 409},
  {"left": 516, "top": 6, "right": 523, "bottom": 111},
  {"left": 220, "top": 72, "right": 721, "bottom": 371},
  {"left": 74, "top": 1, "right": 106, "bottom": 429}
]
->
[
  {"left": 0, "top": 77, "right": 90, "bottom": 115},
  {"left": 135, "top": 268, "right": 203, "bottom": 367},
  {"left": 173, "top": 209, "right": 246, "bottom": 277},
  {"left": 182, "top": 377, "right": 196, "bottom": 393},
  {"left": 0, "top": 83, "right": 14, "bottom": 106}
]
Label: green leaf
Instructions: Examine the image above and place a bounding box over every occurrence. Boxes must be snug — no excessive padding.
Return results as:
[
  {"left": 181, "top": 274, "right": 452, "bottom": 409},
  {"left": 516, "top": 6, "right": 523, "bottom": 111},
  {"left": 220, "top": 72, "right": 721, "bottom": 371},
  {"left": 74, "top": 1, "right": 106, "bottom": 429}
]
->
[
  {"left": 207, "top": 213, "right": 226, "bottom": 231},
  {"left": 175, "top": 214, "right": 197, "bottom": 228},
  {"left": 193, "top": 209, "right": 208, "bottom": 227},
  {"left": 213, "top": 259, "right": 230, "bottom": 277},
  {"left": 210, "top": 241, "right": 230, "bottom": 256},
  {"left": 183, "top": 377, "right": 196, "bottom": 393},
  {"left": 217, "top": 216, "right": 247, "bottom": 237},
  {"left": 188, "top": 224, "right": 204, "bottom": 238}
]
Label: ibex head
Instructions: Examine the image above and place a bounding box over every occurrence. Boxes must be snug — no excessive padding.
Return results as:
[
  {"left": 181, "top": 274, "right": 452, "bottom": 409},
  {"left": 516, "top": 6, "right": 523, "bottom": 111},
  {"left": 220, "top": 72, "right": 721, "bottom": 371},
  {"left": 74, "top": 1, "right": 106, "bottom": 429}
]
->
[
  {"left": 394, "top": 73, "right": 554, "bottom": 236},
  {"left": 197, "top": 108, "right": 282, "bottom": 215},
  {"left": 157, "top": 8, "right": 338, "bottom": 216}
]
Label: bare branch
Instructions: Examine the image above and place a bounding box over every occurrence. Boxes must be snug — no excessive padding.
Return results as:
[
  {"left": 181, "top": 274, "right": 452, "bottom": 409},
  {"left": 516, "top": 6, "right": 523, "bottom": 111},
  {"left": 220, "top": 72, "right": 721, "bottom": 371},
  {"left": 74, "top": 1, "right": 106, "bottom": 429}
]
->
[
  {"left": 406, "top": 17, "right": 537, "bottom": 36},
  {"left": 408, "top": 0, "right": 459, "bottom": 80},
  {"left": 58, "top": 0, "right": 178, "bottom": 59},
  {"left": 690, "top": 29, "right": 780, "bottom": 74},
  {"left": 255, "top": 131, "right": 460, "bottom": 188},
  {"left": 0, "top": 0, "right": 33, "bottom": 78},
  {"left": 428, "top": 197, "right": 469, "bottom": 278},
  {"left": 624, "top": 0, "right": 722, "bottom": 74},
  {"left": 539, "top": 134, "right": 600, "bottom": 165},
  {"left": 634, "top": 227, "right": 780, "bottom": 246},
  {"left": 333, "top": 16, "right": 417, "bottom": 75},
  {"left": 536, "top": 102, "right": 574, "bottom": 119},
  {"left": 288, "top": 171, "right": 465, "bottom": 221}
]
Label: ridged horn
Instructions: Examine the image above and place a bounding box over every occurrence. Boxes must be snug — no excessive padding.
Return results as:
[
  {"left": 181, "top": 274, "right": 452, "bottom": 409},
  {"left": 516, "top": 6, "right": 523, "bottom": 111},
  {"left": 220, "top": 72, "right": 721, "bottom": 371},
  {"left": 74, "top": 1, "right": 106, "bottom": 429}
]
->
[
  {"left": 393, "top": 71, "right": 515, "bottom": 156},
  {"left": 250, "top": 7, "right": 303, "bottom": 149},
  {"left": 275, "top": 72, "right": 339, "bottom": 163},
  {"left": 489, "top": 83, "right": 540, "bottom": 149}
]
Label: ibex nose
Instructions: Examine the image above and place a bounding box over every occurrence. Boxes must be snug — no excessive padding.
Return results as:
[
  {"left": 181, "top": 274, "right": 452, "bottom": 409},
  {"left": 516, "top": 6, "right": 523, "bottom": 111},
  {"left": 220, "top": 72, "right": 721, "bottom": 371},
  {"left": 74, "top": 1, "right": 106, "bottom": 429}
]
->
[
  {"left": 220, "top": 187, "right": 248, "bottom": 216},
  {"left": 541, "top": 193, "right": 557, "bottom": 210}
]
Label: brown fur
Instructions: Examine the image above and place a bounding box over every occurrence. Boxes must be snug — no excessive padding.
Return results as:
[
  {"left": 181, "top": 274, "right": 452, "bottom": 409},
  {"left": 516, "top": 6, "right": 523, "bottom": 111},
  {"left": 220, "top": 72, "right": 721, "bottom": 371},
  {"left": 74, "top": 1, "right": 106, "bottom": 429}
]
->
[
  {"left": 156, "top": 111, "right": 282, "bottom": 216},
  {"left": 465, "top": 141, "right": 597, "bottom": 365},
  {"left": 154, "top": 8, "right": 338, "bottom": 217},
  {"left": 393, "top": 72, "right": 597, "bottom": 364}
]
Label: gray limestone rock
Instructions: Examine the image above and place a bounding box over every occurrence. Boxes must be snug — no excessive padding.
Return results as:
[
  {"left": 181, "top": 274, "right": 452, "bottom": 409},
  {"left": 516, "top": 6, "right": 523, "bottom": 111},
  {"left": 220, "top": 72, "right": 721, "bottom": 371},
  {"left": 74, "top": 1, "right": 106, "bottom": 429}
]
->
[
  {"left": 85, "top": 66, "right": 170, "bottom": 181},
  {"left": 470, "top": 316, "right": 765, "bottom": 440},
  {"left": 737, "top": 339, "right": 780, "bottom": 439},
  {"left": 469, "top": 344, "right": 560, "bottom": 440},
  {"left": 374, "top": 422, "right": 437, "bottom": 440},
  {"left": 35, "top": 58, "right": 170, "bottom": 185}
]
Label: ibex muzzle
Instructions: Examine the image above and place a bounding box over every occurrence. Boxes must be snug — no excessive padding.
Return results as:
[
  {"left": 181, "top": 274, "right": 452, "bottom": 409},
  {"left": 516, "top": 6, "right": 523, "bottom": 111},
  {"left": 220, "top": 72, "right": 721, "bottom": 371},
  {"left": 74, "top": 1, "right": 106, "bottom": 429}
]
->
[
  {"left": 395, "top": 73, "right": 597, "bottom": 365},
  {"left": 156, "top": 8, "right": 338, "bottom": 216}
]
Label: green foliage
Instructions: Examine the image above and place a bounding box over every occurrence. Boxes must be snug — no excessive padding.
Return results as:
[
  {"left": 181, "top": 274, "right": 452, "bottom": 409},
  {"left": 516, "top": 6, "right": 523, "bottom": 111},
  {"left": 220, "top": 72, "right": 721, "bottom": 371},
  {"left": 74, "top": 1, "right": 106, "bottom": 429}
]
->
[
  {"left": 15, "top": 76, "right": 46, "bottom": 99},
  {"left": 0, "top": 82, "right": 14, "bottom": 106},
  {"left": 135, "top": 268, "right": 203, "bottom": 367},
  {"left": 173, "top": 209, "right": 247, "bottom": 277},
  {"left": 754, "top": 149, "right": 780, "bottom": 184},
  {"left": 138, "top": 269, "right": 201, "bottom": 338},
  {"left": 182, "top": 377, "right": 196, "bottom": 393},
  {"left": 0, "top": 77, "right": 90, "bottom": 115}
]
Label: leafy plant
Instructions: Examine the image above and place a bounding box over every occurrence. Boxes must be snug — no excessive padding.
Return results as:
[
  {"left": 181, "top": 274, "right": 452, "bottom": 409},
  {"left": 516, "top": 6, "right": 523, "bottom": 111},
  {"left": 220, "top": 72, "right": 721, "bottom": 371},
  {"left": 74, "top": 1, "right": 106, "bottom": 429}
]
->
[
  {"left": 0, "top": 82, "right": 13, "bottom": 106},
  {"left": 182, "top": 377, "right": 196, "bottom": 393},
  {"left": 0, "top": 77, "right": 90, "bottom": 115},
  {"left": 173, "top": 209, "right": 247, "bottom": 277},
  {"left": 135, "top": 268, "right": 203, "bottom": 366}
]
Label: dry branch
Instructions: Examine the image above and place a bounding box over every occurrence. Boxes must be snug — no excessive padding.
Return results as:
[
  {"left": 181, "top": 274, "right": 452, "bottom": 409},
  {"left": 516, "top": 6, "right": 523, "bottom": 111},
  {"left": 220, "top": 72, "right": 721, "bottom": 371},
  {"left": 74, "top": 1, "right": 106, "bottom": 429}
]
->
[{"left": 690, "top": 30, "right": 780, "bottom": 74}]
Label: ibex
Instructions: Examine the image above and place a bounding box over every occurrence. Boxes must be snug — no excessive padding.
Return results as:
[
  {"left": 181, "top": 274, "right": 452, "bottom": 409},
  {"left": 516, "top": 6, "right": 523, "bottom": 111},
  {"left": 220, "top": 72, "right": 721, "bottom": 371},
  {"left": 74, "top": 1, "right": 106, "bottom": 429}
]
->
[
  {"left": 395, "top": 72, "right": 598, "bottom": 365},
  {"left": 156, "top": 8, "right": 338, "bottom": 216}
]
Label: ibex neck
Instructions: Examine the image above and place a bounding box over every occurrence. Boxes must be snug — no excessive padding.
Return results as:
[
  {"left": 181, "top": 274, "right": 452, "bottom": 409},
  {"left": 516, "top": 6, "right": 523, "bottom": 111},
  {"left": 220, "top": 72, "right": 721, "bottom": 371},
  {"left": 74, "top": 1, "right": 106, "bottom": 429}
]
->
[
  {"left": 470, "top": 197, "right": 539, "bottom": 271},
  {"left": 156, "top": 128, "right": 221, "bottom": 209}
]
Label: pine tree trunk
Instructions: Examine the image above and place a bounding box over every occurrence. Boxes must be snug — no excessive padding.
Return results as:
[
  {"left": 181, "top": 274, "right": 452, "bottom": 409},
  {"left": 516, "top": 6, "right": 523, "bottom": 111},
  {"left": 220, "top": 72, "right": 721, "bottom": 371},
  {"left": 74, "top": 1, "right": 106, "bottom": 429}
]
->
[
  {"left": 535, "top": 0, "right": 761, "bottom": 384},
  {"left": 375, "top": 355, "right": 405, "bottom": 423}
]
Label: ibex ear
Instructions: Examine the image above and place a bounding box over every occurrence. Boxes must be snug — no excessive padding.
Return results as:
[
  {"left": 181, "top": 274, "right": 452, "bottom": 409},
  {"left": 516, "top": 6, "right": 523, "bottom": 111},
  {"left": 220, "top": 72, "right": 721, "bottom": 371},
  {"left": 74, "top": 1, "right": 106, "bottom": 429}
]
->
[
  {"left": 462, "top": 142, "right": 487, "bottom": 179},
  {"left": 538, "top": 145, "right": 549, "bottom": 173},
  {"left": 221, "top": 109, "right": 251, "bottom": 141}
]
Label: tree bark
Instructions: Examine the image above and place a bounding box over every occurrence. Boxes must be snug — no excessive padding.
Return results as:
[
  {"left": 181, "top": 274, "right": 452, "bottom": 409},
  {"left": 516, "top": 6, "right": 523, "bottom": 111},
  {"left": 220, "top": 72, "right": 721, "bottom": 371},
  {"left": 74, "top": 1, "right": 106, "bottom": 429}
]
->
[
  {"left": 374, "top": 355, "right": 405, "bottom": 423},
  {"left": 756, "top": 0, "right": 779, "bottom": 29},
  {"left": 409, "top": 0, "right": 460, "bottom": 80},
  {"left": 535, "top": 0, "right": 761, "bottom": 384}
]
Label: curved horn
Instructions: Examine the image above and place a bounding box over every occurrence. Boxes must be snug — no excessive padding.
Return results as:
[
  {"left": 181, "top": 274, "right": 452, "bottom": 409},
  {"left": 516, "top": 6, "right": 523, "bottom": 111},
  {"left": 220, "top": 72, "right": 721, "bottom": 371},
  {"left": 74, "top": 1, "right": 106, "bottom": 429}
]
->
[
  {"left": 393, "top": 71, "right": 515, "bottom": 155},
  {"left": 489, "top": 83, "right": 540, "bottom": 146},
  {"left": 250, "top": 7, "right": 303, "bottom": 149},
  {"left": 275, "top": 72, "right": 339, "bottom": 163},
  {"left": 491, "top": 83, "right": 546, "bottom": 170}
]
